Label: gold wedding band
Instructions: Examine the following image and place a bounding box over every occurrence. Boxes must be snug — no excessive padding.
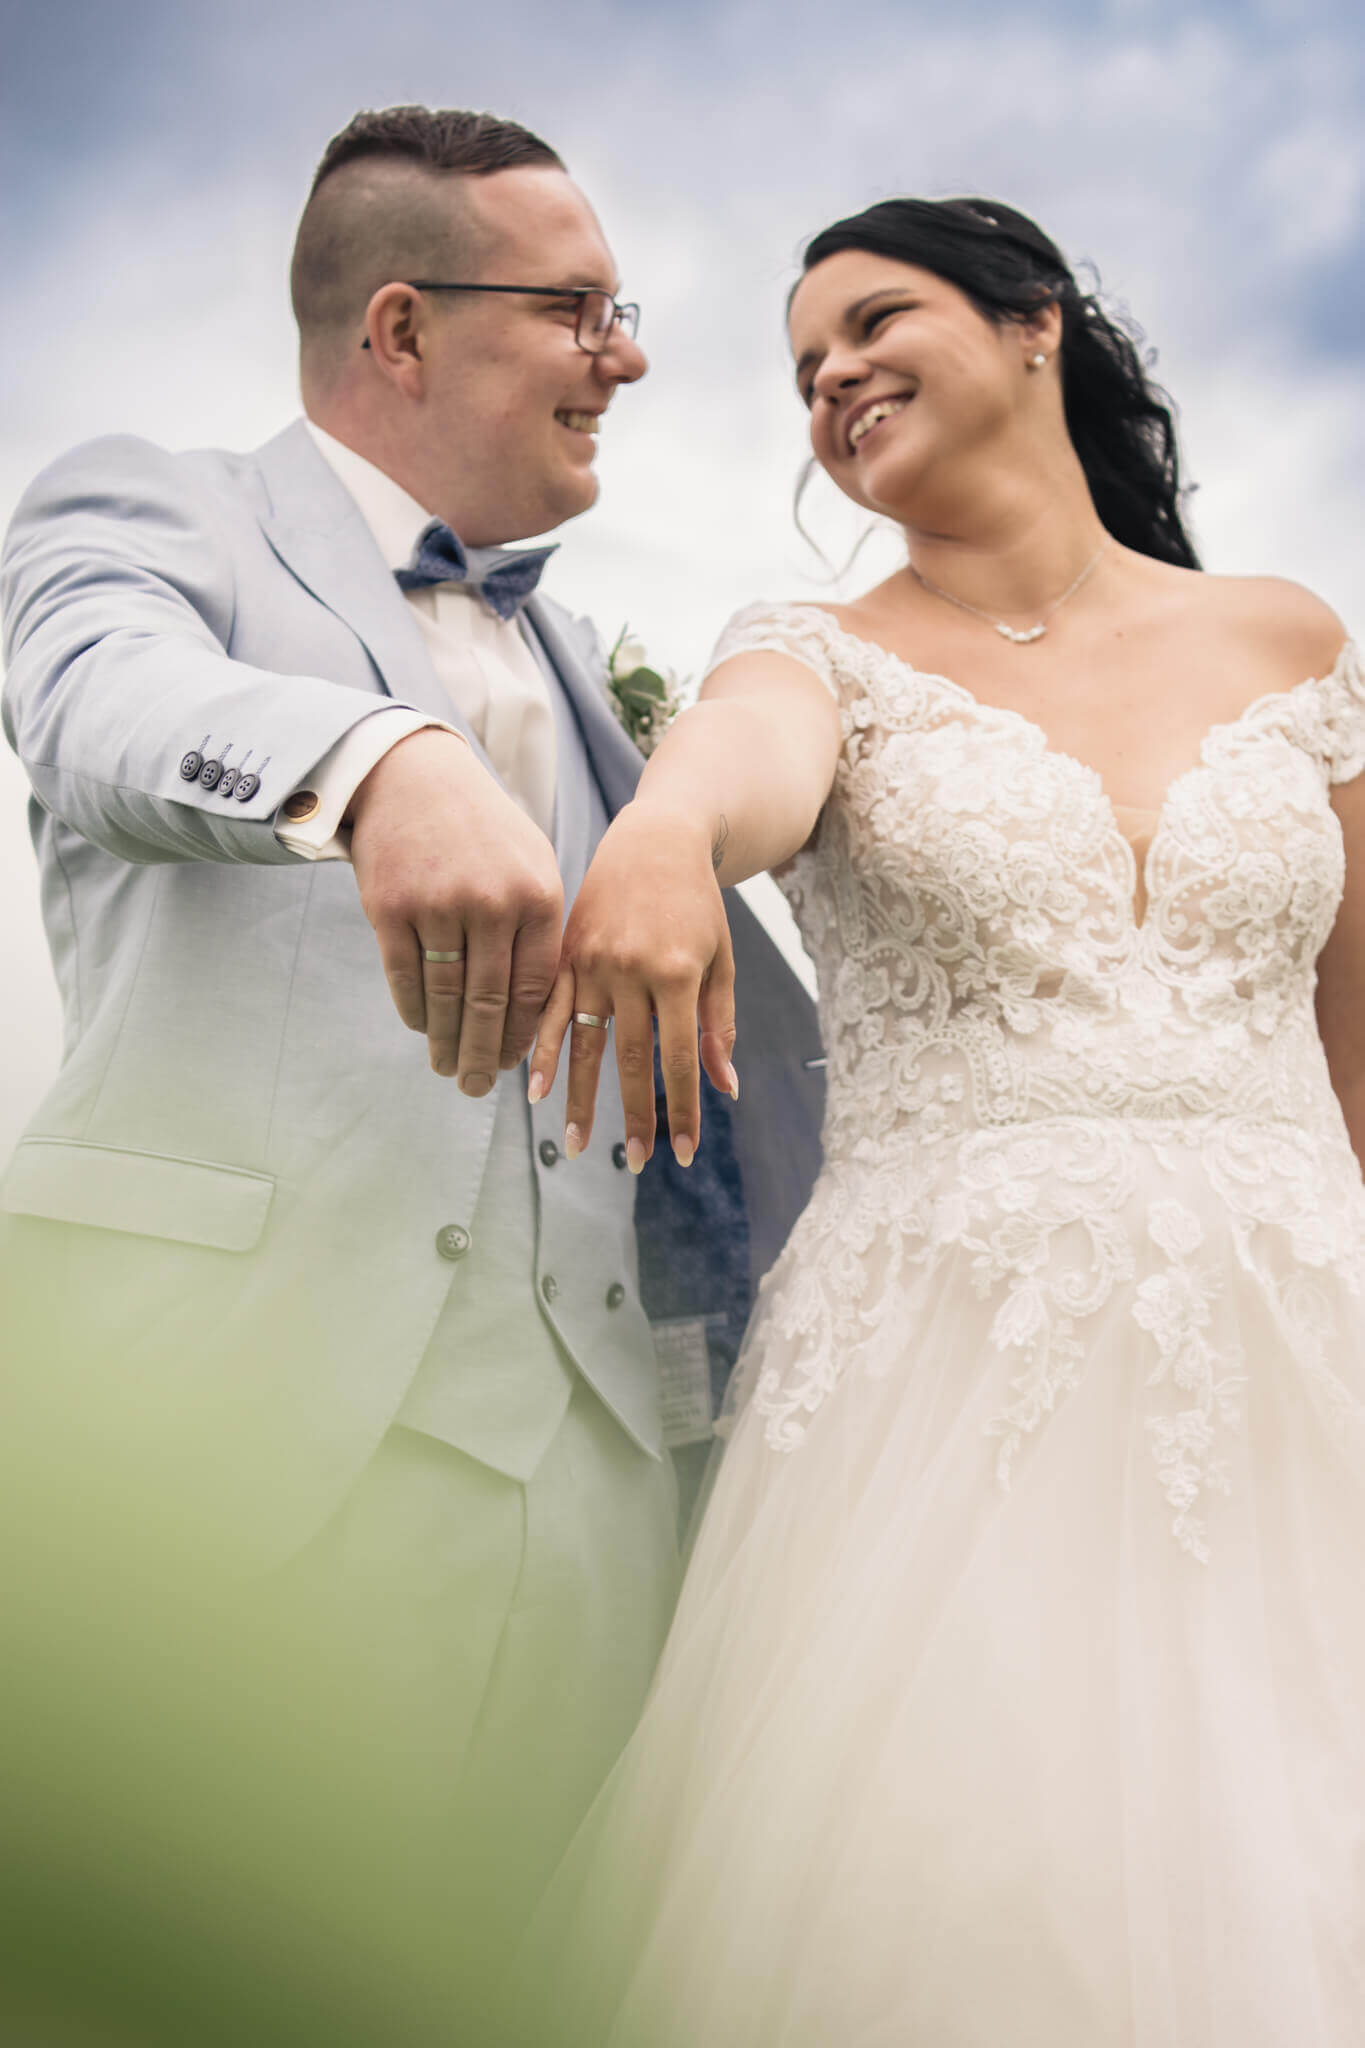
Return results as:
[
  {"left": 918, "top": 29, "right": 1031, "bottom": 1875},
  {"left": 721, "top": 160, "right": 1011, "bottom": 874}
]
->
[
  {"left": 573, "top": 1012, "right": 609, "bottom": 1029},
  {"left": 423, "top": 949, "right": 464, "bottom": 963}
]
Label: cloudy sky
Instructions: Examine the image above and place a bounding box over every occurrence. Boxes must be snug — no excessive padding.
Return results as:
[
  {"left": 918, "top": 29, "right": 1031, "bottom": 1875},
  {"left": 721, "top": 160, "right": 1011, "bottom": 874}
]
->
[{"left": 2, "top": 0, "right": 1363, "bottom": 1154}]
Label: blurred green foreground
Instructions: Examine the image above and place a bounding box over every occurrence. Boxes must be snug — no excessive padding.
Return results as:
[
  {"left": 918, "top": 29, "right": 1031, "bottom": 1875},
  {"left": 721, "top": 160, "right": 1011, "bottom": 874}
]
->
[{"left": 0, "top": 1288, "right": 541, "bottom": 2046}]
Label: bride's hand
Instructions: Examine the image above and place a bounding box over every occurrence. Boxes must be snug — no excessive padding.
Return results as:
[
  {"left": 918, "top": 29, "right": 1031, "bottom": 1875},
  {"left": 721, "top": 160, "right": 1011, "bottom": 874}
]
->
[{"left": 528, "top": 805, "right": 739, "bottom": 1170}]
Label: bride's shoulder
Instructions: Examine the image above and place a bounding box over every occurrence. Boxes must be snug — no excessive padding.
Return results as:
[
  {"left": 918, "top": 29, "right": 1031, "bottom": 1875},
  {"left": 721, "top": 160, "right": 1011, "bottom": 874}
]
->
[
  {"left": 718, "top": 597, "right": 831, "bottom": 629},
  {"left": 1197, "top": 571, "right": 1349, "bottom": 680},
  {"left": 705, "top": 599, "right": 850, "bottom": 693},
  {"left": 711, "top": 598, "right": 852, "bottom": 658}
]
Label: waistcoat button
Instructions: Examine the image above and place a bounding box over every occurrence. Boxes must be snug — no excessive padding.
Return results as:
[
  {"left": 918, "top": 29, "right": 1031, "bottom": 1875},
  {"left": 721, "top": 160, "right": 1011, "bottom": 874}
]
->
[
  {"left": 538, "top": 1138, "right": 560, "bottom": 1167},
  {"left": 605, "top": 1282, "right": 626, "bottom": 1310},
  {"left": 611, "top": 1142, "right": 627, "bottom": 1170},
  {"left": 541, "top": 1274, "right": 559, "bottom": 1304},
  {"left": 435, "top": 1223, "right": 472, "bottom": 1262}
]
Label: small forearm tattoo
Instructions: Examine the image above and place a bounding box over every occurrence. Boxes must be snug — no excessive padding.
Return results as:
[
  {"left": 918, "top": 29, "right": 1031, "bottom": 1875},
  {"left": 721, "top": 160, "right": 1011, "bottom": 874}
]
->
[{"left": 712, "top": 815, "right": 730, "bottom": 874}]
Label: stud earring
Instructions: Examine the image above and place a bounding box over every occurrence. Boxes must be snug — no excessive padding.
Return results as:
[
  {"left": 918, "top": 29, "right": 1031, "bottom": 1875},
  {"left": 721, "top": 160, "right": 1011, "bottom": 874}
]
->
[{"left": 1029, "top": 353, "right": 1047, "bottom": 369}]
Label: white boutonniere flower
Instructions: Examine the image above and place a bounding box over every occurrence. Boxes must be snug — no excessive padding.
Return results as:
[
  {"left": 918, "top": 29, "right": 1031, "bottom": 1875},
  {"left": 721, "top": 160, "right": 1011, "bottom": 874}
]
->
[{"left": 605, "top": 626, "right": 684, "bottom": 757}]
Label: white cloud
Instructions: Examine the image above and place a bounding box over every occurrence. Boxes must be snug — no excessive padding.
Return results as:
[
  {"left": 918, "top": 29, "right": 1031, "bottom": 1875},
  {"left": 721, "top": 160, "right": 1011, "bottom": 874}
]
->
[{"left": 1253, "top": 121, "right": 1365, "bottom": 260}]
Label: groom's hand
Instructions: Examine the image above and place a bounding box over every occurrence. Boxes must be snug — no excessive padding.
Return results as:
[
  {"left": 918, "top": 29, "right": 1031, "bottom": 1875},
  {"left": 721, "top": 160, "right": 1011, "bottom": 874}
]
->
[{"left": 346, "top": 730, "right": 564, "bottom": 1093}]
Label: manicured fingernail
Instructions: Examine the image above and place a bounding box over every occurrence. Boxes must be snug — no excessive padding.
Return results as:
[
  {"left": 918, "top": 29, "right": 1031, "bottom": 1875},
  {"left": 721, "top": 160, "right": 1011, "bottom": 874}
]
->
[
  {"left": 626, "top": 1137, "right": 647, "bottom": 1176},
  {"left": 528, "top": 1070, "right": 548, "bottom": 1105},
  {"left": 673, "top": 1135, "right": 695, "bottom": 1169},
  {"left": 726, "top": 1063, "right": 740, "bottom": 1101},
  {"left": 565, "top": 1123, "right": 585, "bottom": 1160},
  {"left": 460, "top": 1072, "right": 493, "bottom": 1098}
]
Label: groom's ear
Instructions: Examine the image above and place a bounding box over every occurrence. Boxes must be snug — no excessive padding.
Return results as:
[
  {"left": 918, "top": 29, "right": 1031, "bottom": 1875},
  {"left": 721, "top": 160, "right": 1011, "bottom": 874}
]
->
[{"left": 362, "top": 284, "right": 429, "bottom": 395}]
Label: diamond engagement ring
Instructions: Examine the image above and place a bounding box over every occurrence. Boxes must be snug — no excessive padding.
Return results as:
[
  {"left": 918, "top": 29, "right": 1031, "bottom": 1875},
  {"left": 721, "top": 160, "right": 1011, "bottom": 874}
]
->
[
  {"left": 573, "top": 1013, "right": 609, "bottom": 1029},
  {"left": 423, "top": 949, "right": 464, "bottom": 963}
]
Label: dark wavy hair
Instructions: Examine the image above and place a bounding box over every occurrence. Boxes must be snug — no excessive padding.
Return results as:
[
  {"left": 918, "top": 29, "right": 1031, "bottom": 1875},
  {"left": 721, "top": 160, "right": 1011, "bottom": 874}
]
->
[{"left": 798, "top": 196, "right": 1200, "bottom": 570}]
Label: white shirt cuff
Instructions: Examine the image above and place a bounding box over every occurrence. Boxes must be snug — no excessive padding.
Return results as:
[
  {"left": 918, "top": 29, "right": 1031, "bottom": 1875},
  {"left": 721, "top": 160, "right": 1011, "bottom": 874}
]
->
[{"left": 274, "top": 708, "right": 466, "bottom": 860}]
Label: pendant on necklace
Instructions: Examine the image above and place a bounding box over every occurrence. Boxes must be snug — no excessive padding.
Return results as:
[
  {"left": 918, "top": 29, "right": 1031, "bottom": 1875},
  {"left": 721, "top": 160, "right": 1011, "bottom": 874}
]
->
[{"left": 995, "top": 622, "right": 1046, "bottom": 644}]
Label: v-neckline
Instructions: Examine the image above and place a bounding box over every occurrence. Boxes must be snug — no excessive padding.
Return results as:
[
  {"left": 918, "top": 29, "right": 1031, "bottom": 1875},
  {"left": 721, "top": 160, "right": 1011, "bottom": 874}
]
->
[{"left": 796, "top": 605, "right": 1353, "bottom": 934}]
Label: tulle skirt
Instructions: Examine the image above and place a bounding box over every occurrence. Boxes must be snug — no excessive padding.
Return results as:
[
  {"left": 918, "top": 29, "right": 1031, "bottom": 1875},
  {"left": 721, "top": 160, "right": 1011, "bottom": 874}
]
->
[{"left": 511, "top": 1142, "right": 1365, "bottom": 2046}]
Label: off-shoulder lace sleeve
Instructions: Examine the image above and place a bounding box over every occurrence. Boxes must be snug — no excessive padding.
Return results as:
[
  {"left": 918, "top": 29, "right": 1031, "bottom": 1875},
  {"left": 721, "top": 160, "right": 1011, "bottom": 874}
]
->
[
  {"left": 702, "top": 601, "right": 844, "bottom": 705},
  {"left": 1247, "top": 640, "right": 1365, "bottom": 785},
  {"left": 1314, "top": 641, "right": 1365, "bottom": 785}
]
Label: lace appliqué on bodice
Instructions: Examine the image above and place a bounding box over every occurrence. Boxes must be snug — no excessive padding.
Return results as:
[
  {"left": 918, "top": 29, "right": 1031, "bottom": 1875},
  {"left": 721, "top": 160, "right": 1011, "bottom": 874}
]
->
[{"left": 708, "top": 603, "right": 1365, "bottom": 1559}]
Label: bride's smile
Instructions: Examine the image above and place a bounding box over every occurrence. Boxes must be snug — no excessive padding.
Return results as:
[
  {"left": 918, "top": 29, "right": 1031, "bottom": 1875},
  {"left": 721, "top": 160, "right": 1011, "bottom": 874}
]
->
[{"left": 789, "top": 251, "right": 1057, "bottom": 533}]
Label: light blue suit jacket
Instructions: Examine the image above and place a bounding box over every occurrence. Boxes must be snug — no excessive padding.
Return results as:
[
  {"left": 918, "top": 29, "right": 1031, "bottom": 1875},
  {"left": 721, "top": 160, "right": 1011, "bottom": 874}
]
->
[{"left": 0, "top": 421, "right": 824, "bottom": 1561}]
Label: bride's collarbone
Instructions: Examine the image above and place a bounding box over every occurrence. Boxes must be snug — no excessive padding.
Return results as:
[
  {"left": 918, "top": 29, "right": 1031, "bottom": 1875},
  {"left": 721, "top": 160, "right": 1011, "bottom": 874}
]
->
[
  {"left": 840, "top": 562, "right": 1343, "bottom": 706},
  {"left": 822, "top": 597, "right": 1336, "bottom": 811}
]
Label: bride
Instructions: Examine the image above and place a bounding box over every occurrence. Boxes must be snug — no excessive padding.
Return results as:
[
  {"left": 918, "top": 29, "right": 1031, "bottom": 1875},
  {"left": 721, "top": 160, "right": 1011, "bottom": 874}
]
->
[{"left": 516, "top": 196, "right": 1365, "bottom": 2045}]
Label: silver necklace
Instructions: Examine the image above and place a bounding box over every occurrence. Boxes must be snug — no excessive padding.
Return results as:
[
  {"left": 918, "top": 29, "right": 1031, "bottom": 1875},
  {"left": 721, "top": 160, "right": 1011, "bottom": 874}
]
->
[{"left": 907, "top": 536, "right": 1111, "bottom": 645}]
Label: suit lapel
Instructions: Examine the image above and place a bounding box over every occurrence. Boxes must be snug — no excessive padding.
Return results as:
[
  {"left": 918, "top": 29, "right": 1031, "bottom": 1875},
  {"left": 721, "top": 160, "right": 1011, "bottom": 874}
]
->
[
  {"left": 540, "top": 652, "right": 595, "bottom": 899},
  {"left": 253, "top": 426, "right": 642, "bottom": 814},
  {"left": 251, "top": 422, "right": 498, "bottom": 779},
  {"left": 523, "top": 596, "right": 645, "bottom": 820}
]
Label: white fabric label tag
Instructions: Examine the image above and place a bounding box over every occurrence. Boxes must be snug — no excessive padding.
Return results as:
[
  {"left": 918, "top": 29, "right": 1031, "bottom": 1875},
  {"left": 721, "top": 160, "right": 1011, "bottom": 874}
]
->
[{"left": 653, "top": 1317, "right": 716, "bottom": 1449}]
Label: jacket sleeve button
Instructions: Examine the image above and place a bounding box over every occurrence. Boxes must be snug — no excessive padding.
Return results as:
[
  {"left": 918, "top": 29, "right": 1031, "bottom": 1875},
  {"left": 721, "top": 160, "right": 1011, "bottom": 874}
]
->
[
  {"left": 434, "top": 1223, "right": 472, "bottom": 1262},
  {"left": 538, "top": 1139, "right": 560, "bottom": 1167},
  {"left": 218, "top": 765, "right": 240, "bottom": 798},
  {"left": 234, "top": 773, "right": 261, "bottom": 803},
  {"left": 605, "top": 1282, "right": 626, "bottom": 1310},
  {"left": 198, "top": 758, "right": 224, "bottom": 790},
  {"left": 179, "top": 750, "right": 204, "bottom": 781}
]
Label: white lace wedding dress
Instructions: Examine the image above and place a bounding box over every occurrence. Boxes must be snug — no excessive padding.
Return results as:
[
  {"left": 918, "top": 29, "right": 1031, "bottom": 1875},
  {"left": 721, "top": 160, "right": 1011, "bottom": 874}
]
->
[{"left": 516, "top": 604, "right": 1365, "bottom": 2047}]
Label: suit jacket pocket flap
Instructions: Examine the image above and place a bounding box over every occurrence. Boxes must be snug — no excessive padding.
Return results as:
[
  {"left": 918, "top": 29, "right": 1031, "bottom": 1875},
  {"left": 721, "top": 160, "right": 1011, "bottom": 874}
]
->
[{"left": 2, "top": 1139, "right": 275, "bottom": 1252}]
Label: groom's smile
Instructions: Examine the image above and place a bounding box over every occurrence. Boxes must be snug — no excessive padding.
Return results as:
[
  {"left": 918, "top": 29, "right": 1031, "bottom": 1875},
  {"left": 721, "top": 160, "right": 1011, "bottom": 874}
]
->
[{"left": 408, "top": 165, "right": 646, "bottom": 547}]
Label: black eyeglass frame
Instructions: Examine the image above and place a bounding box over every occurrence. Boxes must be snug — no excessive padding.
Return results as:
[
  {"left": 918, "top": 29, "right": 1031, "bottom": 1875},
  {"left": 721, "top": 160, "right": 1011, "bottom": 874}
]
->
[{"left": 360, "top": 282, "right": 640, "bottom": 352}]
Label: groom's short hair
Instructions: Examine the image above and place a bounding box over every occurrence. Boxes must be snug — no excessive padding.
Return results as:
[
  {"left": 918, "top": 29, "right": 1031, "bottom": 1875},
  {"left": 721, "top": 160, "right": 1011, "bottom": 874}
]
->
[{"left": 291, "top": 106, "right": 564, "bottom": 378}]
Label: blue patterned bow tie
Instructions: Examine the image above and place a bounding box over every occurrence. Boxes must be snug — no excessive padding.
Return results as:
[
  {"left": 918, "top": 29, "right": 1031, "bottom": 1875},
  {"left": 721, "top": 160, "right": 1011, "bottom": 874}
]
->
[{"left": 395, "top": 519, "right": 557, "bottom": 622}]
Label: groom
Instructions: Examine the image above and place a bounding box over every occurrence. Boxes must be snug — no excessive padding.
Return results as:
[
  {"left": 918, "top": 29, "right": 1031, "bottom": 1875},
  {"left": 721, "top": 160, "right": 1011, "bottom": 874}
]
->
[{"left": 0, "top": 103, "right": 823, "bottom": 1998}]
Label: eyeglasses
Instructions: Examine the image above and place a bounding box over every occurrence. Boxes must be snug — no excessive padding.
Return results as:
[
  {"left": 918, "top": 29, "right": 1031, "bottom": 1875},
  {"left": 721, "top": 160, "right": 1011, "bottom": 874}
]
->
[{"left": 360, "top": 283, "right": 640, "bottom": 353}]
